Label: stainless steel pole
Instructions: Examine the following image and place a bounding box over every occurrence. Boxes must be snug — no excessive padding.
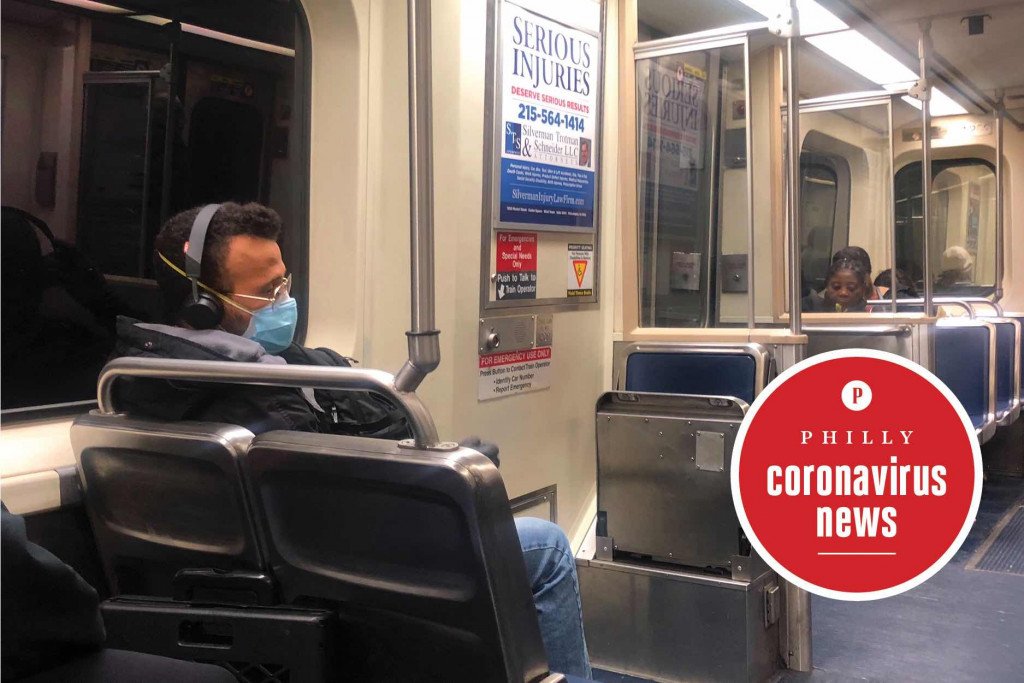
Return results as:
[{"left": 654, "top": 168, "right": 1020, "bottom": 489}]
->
[
  {"left": 918, "top": 23, "right": 933, "bottom": 317},
  {"left": 783, "top": 5, "right": 811, "bottom": 669},
  {"left": 397, "top": 0, "right": 441, "bottom": 393},
  {"left": 994, "top": 105, "right": 1004, "bottom": 301},
  {"left": 889, "top": 98, "right": 897, "bottom": 313},
  {"left": 745, "top": 38, "right": 756, "bottom": 328},
  {"left": 786, "top": 27, "right": 801, "bottom": 335}
]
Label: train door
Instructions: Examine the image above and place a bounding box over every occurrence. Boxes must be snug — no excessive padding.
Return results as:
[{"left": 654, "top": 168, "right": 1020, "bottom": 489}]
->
[{"left": 76, "top": 72, "right": 163, "bottom": 278}]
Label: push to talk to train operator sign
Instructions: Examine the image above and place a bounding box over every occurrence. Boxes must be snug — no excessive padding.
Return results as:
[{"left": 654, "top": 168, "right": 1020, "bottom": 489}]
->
[
  {"left": 499, "top": 1, "right": 599, "bottom": 230},
  {"left": 732, "top": 350, "right": 981, "bottom": 601}
]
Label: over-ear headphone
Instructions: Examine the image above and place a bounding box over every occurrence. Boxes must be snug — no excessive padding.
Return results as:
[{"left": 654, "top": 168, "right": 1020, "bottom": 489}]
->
[{"left": 180, "top": 204, "right": 223, "bottom": 330}]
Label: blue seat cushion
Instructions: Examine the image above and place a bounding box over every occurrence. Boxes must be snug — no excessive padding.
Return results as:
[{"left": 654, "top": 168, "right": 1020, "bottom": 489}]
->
[
  {"left": 993, "top": 321, "right": 1015, "bottom": 413},
  {"left": 625, "top": 352, "right": 757, "bottom": 404},
  {"left": 934, "top": 326, "right": 989, "bottom": 429}
]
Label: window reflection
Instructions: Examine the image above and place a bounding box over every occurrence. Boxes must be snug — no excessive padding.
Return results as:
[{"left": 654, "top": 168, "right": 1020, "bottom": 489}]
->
[
  {"left": 637, "top": 44, "right": 747, "bottom": 327},
  {"left": 894, "top": 159, "right": 995, "bottom": 296}
]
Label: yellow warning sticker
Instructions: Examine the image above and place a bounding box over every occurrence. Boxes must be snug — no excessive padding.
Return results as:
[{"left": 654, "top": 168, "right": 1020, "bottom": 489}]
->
[
  {"left": 573, "top": 260, "right": 588, "bottom": 287},
  {"left": 567, "top": 243, "right": 594, "bottom": 297}
]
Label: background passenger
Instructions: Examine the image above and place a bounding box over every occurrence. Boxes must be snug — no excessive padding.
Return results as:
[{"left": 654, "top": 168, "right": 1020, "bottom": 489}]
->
[
  {"left": 802, "top": 258, "right": 870, "bottom": 312},
  {"left": 831, "top": 245, "right": 882, "bottom": 300},
  {"left": 110, "top": 203, "right": 591, "bottom": 678},
  {"left": 936, "top": 245, "right": 974, "bottom": 290},
  {"left": 874, "top": 268, "right": 918, "bottom": 299}
]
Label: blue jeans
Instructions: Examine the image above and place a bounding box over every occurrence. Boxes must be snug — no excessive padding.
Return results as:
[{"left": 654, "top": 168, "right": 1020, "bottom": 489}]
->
[{"left": 515, "top": 517, "right": 592, "bottom": 679}]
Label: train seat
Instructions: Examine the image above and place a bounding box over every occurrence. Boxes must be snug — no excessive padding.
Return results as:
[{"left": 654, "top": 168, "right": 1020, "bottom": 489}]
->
[
  {"left": 616, "top": 342, "right": 771, "bottom": 405},
  {"left": 990, "top": 318, "right": 1021, "bottom": 426},
  {"left": 71, "top": 413, "right": 266, "bottom": 600},
  {"left": 244, "top": 430, "right": 557, "bottom": 683},
  {"left": 72, "top": 412, "right": 341, "bottom": 681},
  {"left": 933, "top": 321, "right": 997, "bottom": 444}
]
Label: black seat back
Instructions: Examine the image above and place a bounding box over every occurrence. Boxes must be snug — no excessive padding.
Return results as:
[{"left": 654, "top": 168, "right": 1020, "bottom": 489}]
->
[
  {"left": 72, "top": 413, "right": 265, "bottom": 599},
  {"left": 244, "top": 430, "right": 551, "bottom": 683}
]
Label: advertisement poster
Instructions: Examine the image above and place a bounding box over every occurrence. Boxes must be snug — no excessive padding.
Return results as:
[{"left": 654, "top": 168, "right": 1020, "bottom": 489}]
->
[
  {"left": 495, "top": 231, "right": 537, "bottom": 300},
  {"left": 499, "top": 1, "right": 599, "bottom": 230}
]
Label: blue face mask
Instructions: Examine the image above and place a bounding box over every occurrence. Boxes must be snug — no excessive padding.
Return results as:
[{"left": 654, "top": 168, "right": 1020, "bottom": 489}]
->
[{"left": 243, "top": 295, "right": 298, "bottom": 354}]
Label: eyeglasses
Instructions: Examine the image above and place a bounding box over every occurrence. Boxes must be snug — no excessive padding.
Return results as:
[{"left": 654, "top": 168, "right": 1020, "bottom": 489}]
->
[
  {"left": 157, "top": 251, "right": 293, "bottom": 316},
  {"left": 227, "top": 273, "right": 292, "bottom": 310}
]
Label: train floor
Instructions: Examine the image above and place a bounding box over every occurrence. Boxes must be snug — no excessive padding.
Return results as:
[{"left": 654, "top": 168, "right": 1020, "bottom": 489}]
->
[{"left": 592, "top": 474, "right": 1024, "bottom": 683}]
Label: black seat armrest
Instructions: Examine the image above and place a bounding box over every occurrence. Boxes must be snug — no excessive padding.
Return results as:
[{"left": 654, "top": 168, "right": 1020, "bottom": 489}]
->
[{"left": 173, "top": 569, "right": 276, "bottom": 606}]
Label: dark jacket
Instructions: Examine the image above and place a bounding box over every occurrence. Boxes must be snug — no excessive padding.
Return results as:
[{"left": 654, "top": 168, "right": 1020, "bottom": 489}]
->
[
  {"left": 1, "top": 507, "right": 106, "bottom": 680},
  {"left": 110, "top": 317, "right": 412, "bottom": 440},
  {"left": 801, "top": 291, "right": 868, "bottom": 313}
]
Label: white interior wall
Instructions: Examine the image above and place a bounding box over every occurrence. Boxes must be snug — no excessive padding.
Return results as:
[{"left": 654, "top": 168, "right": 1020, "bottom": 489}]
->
[{"left": 340, "top": 0, "right": 617, "bottom": 542}]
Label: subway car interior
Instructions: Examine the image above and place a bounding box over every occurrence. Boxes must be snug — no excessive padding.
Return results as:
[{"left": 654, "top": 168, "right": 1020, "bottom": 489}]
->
[{"left": 1, "top": 0, "right": 1022, "bottom": 681}]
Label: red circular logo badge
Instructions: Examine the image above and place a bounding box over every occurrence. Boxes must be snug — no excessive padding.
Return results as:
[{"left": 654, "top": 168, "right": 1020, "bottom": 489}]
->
[{"left": 731, "top": 349, "right": 981, "bottom": 600}]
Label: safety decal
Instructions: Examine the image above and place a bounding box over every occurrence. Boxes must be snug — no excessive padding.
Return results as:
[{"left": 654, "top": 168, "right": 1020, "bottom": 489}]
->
[
  {"left": 567, "top": 243, "right": 594, "bottom": 297},
  {"left": 495, "top": 231, "right": 537, "bottom": 300}
]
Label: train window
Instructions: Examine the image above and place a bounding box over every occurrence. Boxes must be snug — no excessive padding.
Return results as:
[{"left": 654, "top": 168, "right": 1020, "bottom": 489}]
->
[
  {"left": 894, "top": 159, "right": 996, "bottom": 297},
  {"left": 799, "top": 160, "right": 841, "bottom": 296},
  {"left": 1, "top": 0, "right": 309, "bottom": 415},
  {"left": 636, "top": 43, "right": 749, "bottom": 327}
]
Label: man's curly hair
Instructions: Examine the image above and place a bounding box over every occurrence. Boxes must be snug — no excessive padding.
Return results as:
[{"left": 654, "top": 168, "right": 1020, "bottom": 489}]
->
[{"left": 153, "top": 202, "right": 282, "bottom": 323}]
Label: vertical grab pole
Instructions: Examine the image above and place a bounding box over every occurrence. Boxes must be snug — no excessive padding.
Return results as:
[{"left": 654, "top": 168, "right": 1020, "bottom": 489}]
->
[
  {"left": 918, "top": 23, "right": 933, "bottom": 317},
  {"left": 889, "top": 97, "right": 897, "bottom": 313},
  {"left": 782, "top": 2, "right": 812, "bottom": 672},
  {"left": 745, "top": 38, "right": 756, "bottom": 329},
  {"left": 994, "top": 103, "right": 1004, "bottom": 301},
  {"left": 396, "top": 0, "right": 442, "bottom": 394},
  {"left": 785, "top": 11, "right": 802, "bottom": 336}
]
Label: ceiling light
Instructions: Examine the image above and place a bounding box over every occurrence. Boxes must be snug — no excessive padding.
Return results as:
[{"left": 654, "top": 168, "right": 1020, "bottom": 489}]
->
[
  {"left": 929, "top": 88, "right": 968, "bottom": 116},
  {"left": 50, "top": 0, "right": 293, "bottom": 57},
  {"left": 806, "top": 30, "right": 918, "bottom": 86},
  {"left": 736, "top": 0, "right": 846, "bottom": 36},
  {"left": 738, "top": 0, "right": 969, "bottom": 115},
  {"left": 54, "top": 0, "right": 131, "bottom": 13},
  {"left": 181, "top": 24, "right": 295, "bottom": 57}
]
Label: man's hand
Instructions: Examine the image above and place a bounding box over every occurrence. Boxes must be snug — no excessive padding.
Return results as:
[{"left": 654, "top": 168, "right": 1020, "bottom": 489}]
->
[{"left": 458, "top": 436, "right": 500, "bottom": 468}]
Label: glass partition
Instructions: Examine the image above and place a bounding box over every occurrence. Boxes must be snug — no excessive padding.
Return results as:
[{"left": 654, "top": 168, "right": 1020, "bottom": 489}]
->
[
  {"left": 636, "top": 42, "right": 749, "bottom": 327},
  {"left": 796, "top": 99, "right": 893, "bottom": 313}
]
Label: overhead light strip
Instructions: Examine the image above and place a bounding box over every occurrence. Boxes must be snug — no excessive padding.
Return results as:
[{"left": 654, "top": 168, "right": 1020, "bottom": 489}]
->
[
  {"left": 50, "top": 0, "right": 294, "bottom": 57},
  {"left": 737, "top": 0, "right": 967, "bottom": 115}
]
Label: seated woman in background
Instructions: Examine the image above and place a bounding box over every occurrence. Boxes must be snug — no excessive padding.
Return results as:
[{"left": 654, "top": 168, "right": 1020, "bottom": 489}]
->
[
  {"left": 802, "top": 258, "right": 871, "bottom": 312},
  {"left": 874, "top": 268, "right": 918, "bottom": 299}
]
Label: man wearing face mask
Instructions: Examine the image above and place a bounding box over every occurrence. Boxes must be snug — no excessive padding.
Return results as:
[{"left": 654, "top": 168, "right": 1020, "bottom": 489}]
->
[{"left": 110, "top": 202, "right": 592, "bottom": 679}]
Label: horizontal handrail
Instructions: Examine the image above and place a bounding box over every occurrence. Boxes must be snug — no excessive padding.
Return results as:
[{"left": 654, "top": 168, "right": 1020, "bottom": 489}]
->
[
  {"left": 802, "top": 325, "right": 912, "bottom": 337},
  {"left": 866, "top": 298, "right": 975, "bottom": 318},
  {"left": 949, "top": 297, "right": 1004, "bottom": 316},
  {"left": 97, "top": 357, "right": 441, "bottom": 448}
]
